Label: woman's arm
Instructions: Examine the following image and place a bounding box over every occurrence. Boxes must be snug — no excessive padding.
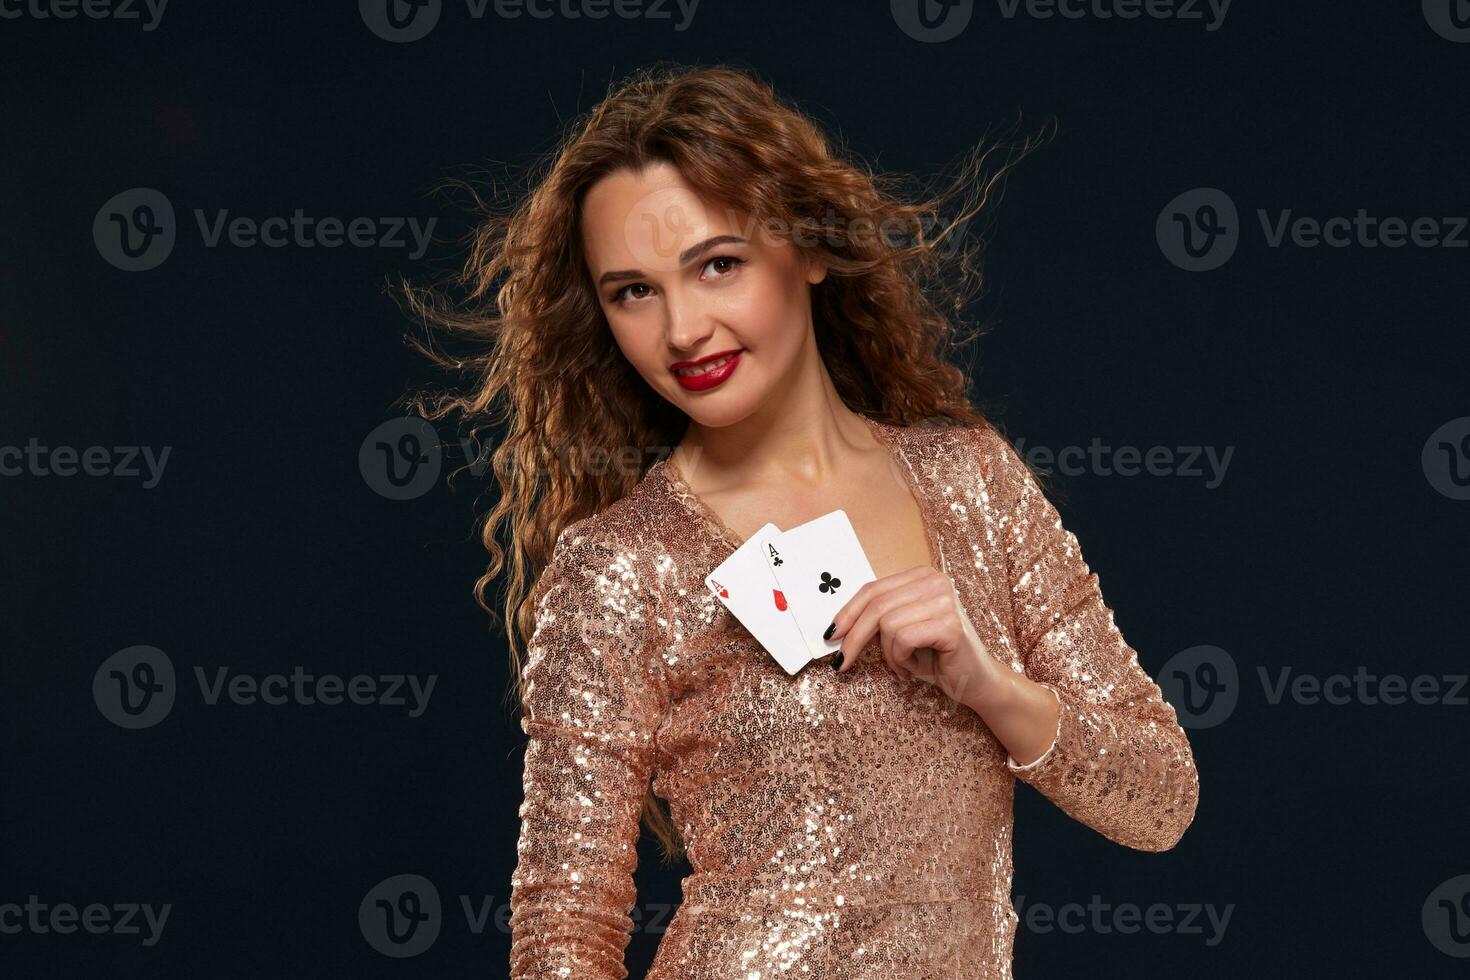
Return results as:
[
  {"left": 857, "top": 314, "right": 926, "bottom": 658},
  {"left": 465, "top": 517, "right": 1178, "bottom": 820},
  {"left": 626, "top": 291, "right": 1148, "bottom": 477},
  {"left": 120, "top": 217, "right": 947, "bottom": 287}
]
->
[
  {"left": 508, "top": 528, "right": 669, "bottom": 979},
  {"left": 971, "top": 425, "right": 1200, "bottom": 852}
]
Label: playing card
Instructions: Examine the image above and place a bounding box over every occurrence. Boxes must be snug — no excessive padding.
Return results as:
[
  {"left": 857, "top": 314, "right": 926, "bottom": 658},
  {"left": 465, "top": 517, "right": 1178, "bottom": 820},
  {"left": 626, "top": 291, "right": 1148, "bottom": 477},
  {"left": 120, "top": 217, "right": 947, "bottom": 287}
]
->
[
  {"left": 704, "top": 523, "right": 811, "bottom": 675},
  {"left": 762, "top": 510, "right": 877, "bottom": 661}
]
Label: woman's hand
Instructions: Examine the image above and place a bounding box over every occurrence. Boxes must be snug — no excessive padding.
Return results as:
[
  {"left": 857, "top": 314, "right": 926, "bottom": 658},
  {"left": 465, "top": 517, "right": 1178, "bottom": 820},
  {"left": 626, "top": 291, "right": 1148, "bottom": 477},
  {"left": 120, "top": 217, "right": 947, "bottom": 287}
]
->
[
  {"left": 826, "top": 565, "right": 1065, "bottom": 766},
  {"left": 825, "top": 565, "right": 1009, "bottom": 711}
]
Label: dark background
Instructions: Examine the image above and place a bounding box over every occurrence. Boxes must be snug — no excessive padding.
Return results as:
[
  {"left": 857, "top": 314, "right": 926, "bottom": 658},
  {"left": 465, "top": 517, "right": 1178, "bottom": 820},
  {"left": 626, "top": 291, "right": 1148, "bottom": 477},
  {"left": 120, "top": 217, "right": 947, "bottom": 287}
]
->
[{"left": 4, "top": 2, "right": 1468, "bottom": 977}]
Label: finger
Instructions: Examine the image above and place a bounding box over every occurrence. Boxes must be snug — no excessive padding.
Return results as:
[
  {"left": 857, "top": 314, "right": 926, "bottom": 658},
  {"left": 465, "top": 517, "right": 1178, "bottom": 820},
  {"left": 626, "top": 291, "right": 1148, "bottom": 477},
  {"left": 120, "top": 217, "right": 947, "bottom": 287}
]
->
[
  {"left": 828, "top": 567, "right": 931, "bottom": 642},
  {"left": 885, "top": 605, "right": 948, "bottom": 680},
  {"left": 828, "top": 577, "right": 910, "bottom": 673},
  {"left": 836, "top": 580, "right": 935, "bottom": 674},
  {"left": 878, "top": 600, "right": 940, "bottom": 680},
  {"left": 842, "top": 581, "right": 930, "bottom": 673}
]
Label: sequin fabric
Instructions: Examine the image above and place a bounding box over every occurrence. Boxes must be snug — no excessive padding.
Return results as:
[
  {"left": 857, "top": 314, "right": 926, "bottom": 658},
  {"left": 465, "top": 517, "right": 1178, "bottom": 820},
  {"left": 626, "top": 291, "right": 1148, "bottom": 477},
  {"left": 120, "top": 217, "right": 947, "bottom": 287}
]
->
[{"left": 508, "top": 414, "right": 1200, "bottom": 979}]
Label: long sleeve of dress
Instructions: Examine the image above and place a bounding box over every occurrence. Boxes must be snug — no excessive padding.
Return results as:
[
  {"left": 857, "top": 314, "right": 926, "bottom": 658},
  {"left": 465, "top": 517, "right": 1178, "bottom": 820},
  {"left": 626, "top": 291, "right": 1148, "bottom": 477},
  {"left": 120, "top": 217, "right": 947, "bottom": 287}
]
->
[
  {"left": 980, "top": 427, "right": 1200, "bottom": 852},
  {"left": 508, "top": 524, "right": 670, "bottom": 979}
]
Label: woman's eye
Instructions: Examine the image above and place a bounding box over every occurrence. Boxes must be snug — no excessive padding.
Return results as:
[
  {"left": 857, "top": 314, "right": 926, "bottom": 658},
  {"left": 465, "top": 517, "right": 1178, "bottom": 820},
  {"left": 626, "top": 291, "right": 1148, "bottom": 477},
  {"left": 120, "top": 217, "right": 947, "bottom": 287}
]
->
[
  {"left": 613, "top": 282, "right": 652, "bottom": 304},
  {"left": 703, "top": 255, "right": 745, "bottom": 278},
  {"left": 611, "top": 257, "right": 743, "bottom": 305}
]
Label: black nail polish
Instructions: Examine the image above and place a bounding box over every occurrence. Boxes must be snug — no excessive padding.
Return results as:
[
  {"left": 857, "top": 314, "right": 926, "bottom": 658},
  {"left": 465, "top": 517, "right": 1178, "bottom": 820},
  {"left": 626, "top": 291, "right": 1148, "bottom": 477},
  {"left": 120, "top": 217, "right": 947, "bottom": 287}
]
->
[
  {"left": 832, "top": 652, "right": 844, "bottom": 670},
  {"left": 823, "top": 622, "right": 836, "bottom": 640}
]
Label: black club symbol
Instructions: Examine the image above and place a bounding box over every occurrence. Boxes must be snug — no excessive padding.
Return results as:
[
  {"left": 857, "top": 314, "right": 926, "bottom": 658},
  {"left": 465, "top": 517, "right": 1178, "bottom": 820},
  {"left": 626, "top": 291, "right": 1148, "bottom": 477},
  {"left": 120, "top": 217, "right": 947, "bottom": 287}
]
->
[{"left": 818, "top": 571, "right": 842, "bottom": 594}]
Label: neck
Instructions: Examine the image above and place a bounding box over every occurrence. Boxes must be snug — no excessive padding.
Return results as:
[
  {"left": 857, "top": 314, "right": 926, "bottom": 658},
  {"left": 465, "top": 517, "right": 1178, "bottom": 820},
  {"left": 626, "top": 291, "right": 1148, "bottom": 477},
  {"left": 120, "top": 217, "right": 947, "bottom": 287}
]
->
[{"left": 670, "top": 374, "right": 879, "bottom": 496}]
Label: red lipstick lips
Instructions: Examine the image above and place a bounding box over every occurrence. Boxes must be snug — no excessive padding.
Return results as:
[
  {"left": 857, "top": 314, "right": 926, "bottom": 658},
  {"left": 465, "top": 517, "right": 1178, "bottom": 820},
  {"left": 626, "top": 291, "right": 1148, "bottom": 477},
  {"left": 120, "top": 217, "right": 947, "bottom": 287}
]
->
[{"left": 671, "top": 348, "right": 743, "bottom": 392}]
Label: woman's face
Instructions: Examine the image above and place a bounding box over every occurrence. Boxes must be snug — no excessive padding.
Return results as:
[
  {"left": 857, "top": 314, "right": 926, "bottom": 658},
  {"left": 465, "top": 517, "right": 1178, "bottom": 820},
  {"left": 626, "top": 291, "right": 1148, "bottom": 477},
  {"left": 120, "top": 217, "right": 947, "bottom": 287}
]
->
[{"left": 579, "top": 160, "right": 826, "bottom": 428}]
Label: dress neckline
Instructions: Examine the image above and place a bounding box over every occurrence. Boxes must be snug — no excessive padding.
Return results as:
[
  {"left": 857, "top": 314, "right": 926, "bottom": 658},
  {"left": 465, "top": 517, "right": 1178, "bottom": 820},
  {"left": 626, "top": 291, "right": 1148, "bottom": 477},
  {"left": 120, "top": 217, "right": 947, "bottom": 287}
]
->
[{"left": 653, "top": 412, "right": 944, "bottom": 572}]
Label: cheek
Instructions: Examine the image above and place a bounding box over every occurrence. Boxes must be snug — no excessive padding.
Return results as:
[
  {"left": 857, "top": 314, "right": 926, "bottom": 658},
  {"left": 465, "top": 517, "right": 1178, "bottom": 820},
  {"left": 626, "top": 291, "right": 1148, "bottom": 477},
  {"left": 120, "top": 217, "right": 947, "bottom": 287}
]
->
[
  {"left": 607, "top": 318, "right": 666, "bottom": 379},
  {"left": 718, "top": 265, "right": 811, "bottom": 348}
]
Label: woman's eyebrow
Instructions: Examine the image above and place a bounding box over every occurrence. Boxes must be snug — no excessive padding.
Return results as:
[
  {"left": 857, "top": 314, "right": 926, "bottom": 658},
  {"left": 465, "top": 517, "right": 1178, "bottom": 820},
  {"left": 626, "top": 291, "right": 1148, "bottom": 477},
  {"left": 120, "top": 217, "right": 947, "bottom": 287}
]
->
[{"left": 597, "top": 234, "right": 749, "bottom": 287}]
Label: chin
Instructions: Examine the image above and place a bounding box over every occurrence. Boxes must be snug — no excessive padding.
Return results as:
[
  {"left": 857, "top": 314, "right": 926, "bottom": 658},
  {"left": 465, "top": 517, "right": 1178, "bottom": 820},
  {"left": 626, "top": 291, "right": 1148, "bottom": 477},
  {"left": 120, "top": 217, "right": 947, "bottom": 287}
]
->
[
  {"left": 667, "top": 382, "right": 770, "bottom": 426},
  {"left": 672, "top": 394, "right": 761, "bottom": 430}
]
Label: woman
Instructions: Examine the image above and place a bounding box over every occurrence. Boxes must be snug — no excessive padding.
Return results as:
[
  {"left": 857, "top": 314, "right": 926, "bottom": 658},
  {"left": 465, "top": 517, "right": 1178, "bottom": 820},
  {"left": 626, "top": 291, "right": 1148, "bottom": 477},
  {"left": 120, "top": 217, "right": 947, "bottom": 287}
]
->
[{"left": 399, "top": 63, "right": 1199, "bottom": 979}]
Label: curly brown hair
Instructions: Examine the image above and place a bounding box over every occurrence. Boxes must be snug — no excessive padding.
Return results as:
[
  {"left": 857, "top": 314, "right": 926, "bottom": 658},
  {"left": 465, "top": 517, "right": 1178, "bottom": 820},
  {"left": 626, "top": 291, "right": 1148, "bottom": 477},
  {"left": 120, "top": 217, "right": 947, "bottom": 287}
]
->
[{"left": 394, "top": 61, "right": 1049, "bottom": 862}]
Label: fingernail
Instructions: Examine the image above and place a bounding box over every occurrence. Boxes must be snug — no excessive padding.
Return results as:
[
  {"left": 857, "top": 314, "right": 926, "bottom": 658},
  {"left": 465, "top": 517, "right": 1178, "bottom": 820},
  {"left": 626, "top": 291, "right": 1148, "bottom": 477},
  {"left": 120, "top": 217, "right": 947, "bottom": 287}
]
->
[
  {"left": 832, "top": 652, "right": 844, "bottom": 670},
  {"left": 823, "top": 622, "right": 836, "bottom": 640}
]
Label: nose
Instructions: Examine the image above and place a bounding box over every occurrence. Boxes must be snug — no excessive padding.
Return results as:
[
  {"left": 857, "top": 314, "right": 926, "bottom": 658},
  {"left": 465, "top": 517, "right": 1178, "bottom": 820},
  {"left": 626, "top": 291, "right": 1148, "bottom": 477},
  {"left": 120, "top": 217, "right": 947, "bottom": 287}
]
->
[{"left": 664, "top": 292, "right": 717, "bottom": 353}]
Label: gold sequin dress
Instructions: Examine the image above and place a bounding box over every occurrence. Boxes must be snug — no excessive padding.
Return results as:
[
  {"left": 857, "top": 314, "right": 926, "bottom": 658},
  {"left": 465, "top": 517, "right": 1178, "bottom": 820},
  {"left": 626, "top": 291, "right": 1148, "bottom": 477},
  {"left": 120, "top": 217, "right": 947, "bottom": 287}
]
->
[{"left": 508, "top": 413, "right": 1200, "bottom": 979}]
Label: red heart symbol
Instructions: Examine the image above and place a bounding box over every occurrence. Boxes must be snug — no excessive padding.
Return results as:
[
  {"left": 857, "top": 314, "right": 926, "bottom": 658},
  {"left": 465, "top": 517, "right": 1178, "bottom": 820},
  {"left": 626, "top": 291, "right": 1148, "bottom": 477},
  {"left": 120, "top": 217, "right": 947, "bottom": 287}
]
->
[{"left": 773, "top": 589, "right": 787, "bottom": 611}]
